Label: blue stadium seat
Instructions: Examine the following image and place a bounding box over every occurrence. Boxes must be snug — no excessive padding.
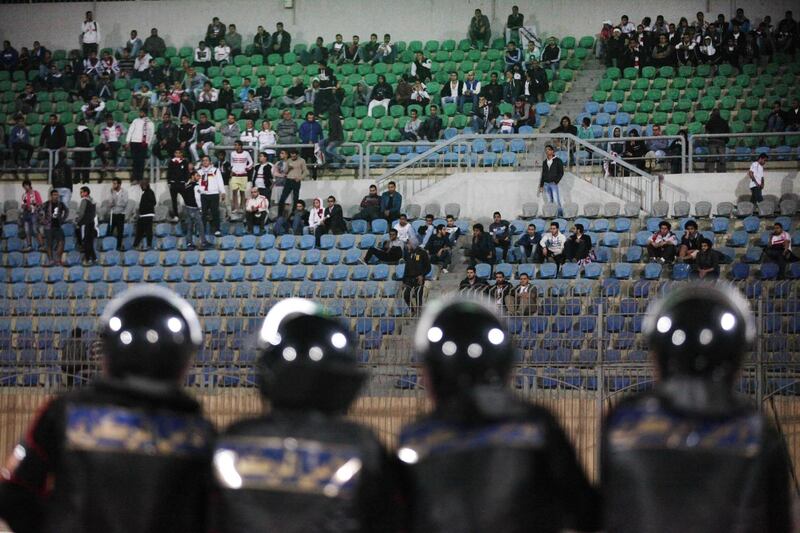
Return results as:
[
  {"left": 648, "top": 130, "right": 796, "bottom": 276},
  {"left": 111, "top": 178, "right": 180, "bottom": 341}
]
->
[
  {"left": 298, "top": 235, "right": 315, "bottom": 250},
  {"left": 158, "top": 236, "right": 178, "bottom": 251},
  {"left": 257, "top": 234, "right": 276, "bottom": 250},
  {"left": 371, "top": 219, "right": 388, "bottom": 234},
  {"left": 227, "top": 265, "right": 245, "bottom": 282},
  {"left": 240, "top": 249, "right": 260, "bottom": 265},
  {"left": 283, "top": 249, "right": 301, "bottom": 265},
  {"left": 344, "top": 248, "right": 362, "bottom": 265},
  {"left": 371, "top": 264, "right": 390, "bottom": 281},
  {"left": 125, "top": 266, "right": 144, "bottom": 282},
  {"left": 218, "top": 235, "right": 236, "bottom": 250},
  {"left": 275, "top": 281, "right": 294, "bottom": 298},
  {"left": 351, "top": 219, "right": 368, "bottom": 234},
  {"left": 140, "top": 250, "right": 158, "bottom": 266},
  {"left": 288, "top": 266, "right": 307, "bottom": 281},
  {"left": 262, "top": 249, "right": 280, "bottom": 265},
  {"left": 351, "top": 265, "right": 369, "bottom": 281},
  {"left": 742, "top": 216, "right": 761, "bottom": 233},
  {"left": 185, "top": 265, "right": 204, "bottom": 282},
  {"left": 319, "top": 234, "right": 336, "bottom": 250},
  {"left": 330, "top": 265, "right": 349, "bottom": 281},
  {"left": 269, "top": 265, "right": 288, "bottom": 281},
  {"left": 146, "top": 266, "right": 165, "bottom": 282},
  {"left": 594, "top": 247, "right": 611, "bottom": 263},
  {"left": 731, "top": 263, "right": 750, "bottom": 280},
  {"left": 181, "top": 251, "right": 200, "bottom": 266},
  {"left": 358, "top": 234, "right": 377, "bottom": 250},
  {"left": 301, "top": 249, "right": 320, "bottom": 265},
  {"left": 221, "top": 251, "right": 240, "bottom": 266},
  {"left": 583, "top": 263, "right": 602, "bottom": 279},
  {"left": 625, "top": 247, "right": 642, "bottom": 263},
  {"left": 760, "top": 263, "right": 779, "bottom": 280},
  {"left": 614, "top": 263, "right": 632, "bottom": 279},
  {"left": 160, "top": 250, "right": 179, "bottom": 267},
  {"left": 671, "top": 263, "right": 691, "bottom": 281},
  {"left": 122, "top": 250, "right": 139, "bottom": 266},
  {"left": 539, "top": 263, "right": 557, "bottom": 279},
  {"left": 277, "top": 235, "right": 295, "bottom": 250},
  {"left": 165, "top": 267, "right": 183, "bottom": 282},
  {"left": 560, "top": 263, "right": 579, "bottom": 279},
  {"left": 201, "top": 250, "right": 220, "bottom": 266},
  {"left": 309, "top": 265, "right": 328, "bottom": 281},
  {"left": 322, "top": 250, "right": 341, "bottom": 265},
  {"left": 337, "top": 234, "right": 356, "bottom": 250},
  {"left": 238, "top": 235, "right": 256, "bottom": 250},
  {"left": 318, "top": 281, "right": 337, "bottom": 298}
]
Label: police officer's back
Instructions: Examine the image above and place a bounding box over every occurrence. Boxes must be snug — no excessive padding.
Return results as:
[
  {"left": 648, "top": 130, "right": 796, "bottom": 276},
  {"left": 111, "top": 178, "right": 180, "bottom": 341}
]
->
[
  {"left": 0, "top": 286, "right": 214, "bottom": 533},
  {"left": 602, "top": 285, "right": 792, "bottom": 533},
  {"left": 398, "top": 299, "right": 600, "bottom": 533},
  {"left": 212, "top": 299, "right": 399, "bottom": 533}
]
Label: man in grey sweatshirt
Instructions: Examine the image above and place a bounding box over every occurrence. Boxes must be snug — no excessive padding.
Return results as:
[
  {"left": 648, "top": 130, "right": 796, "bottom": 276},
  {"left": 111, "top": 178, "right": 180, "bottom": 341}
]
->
[
  {"left": 219, "top": 113, "right": 241, "bottom": 149},
  {"left": 275, "top": 110, "right": 299, "bottom": 146},
  {"left": 107, "top": 178, "right": 128, "bottom": 251}
]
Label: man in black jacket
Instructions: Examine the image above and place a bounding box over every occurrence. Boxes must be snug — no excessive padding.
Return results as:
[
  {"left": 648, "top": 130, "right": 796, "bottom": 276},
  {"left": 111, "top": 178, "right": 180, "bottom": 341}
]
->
[
  {"left": 705, "top": 109, "right": 730, "bottom": 172},
  {"left": 399, "top": 299, "right": 600, "bottom": 533},
  {"left": 355, "top": 184, "right": 382, "bottom": 221},
  {"left": 73, "top": 118, "right": 94, "bottom": 184},
  {"left": 0, "top": 286, "right": 214, "bottom": 533},
  {"left": 426, "top": 224, "right": 452, "bottom": 273},
  {"left": 314, "top": 195, "right": 346, "bottom": 247},
  {"left": 526, "top": 60, "right": 549, "bottom": 102},
  {"left": 166, "top": 148, "right": 189, "bottom": 221},
  {"left": 270, "top": 22, "right": 291, "bottom": 54},
  {"left": 75, "top": 185, "right": 97, "bottom": 264},
  {"left": 458, "top": 265, "right": 489, "bottom": 293},
  {"left": 154, "top": 112, "right": 179, "bottom": 160},
  {"left": 133, "top": 178, "right": 155, "bottom": 250},
  {"left": 402, "top": 236, "right": 431, "bottom": 311},
  {"left": 38, "top": 113, "right": 66, "bottom": 164},
  {"left": 468, "top": 223, "right": 495, "bottom": 266},
  {"left": 539, "top": 144, "right": 564, "bottom": 215},
  {"left": 419, "top": 105, "right": 444, "bottom": 142}
]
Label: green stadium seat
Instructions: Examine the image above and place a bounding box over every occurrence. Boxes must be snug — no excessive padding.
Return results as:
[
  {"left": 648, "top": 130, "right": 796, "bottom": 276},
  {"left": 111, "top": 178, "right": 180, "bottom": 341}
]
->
[
  {"left": 592, "top": 90, "right": 608, "bottom": 102},
  {"left": 458, "top": 39, "right": 471, "bottom": 52},
  {"left": 670, "top": 77, "right": 687, "bottom": 90},
  {"left": 343, "top": 117, "right": 358, "bottom": 131},
  {"left": 623, "top": 67, "right": 638, "bottom": 80},
  {"left": 696, "top": 64, "right": 711, "bottom": 77},
  {"left": 690, "top": 77, "right": 706, "bottom": 90},
  {"left": 677, "top": 65, "right": 693, "bottom": 77},
  {"left": 486, "top": 49, "right": 502, "bottom": 61},
  {"left": 614, "top": 80, "right": 631, "bottom": 92},
  {"left": 656, "top": 101, "right": 673, "bottom": 113},
  {"left": 408, "top": 40, "right": 423, "bottom": 53},
  {"left": 610, "top": 90, "right": 625, "bottom": 103},
  {"left": 378, "top": 115, "right": 394, "bottom": 129},
  {"left": 633, "top": 78, "right": 649, "bottom": 90},
  {"left": 727, "top": 85, "right": 743, "bottom": 98},
  {"left": 686, "top": 122, "right": 703, "bottom": 135},
  {"left": 694, "top": 110, "right": 710, "bottom": 123},
  {"left": 551, "top": 80, "right": 566, "bottom": 93},
  {"left": 645, "top": 89, "right": 661, "bottom": 102},
  {"left": 638, "top": 101, "right": 654, "bottom": 113},
  {"left": 560, "top": 36, "right": 576, "bottom": 49},
  {"left": 579, "top": 36, "right": 595, "bottom": 49},
  {"left": 729, "top": 120, "right": 746, "bottom": 134},
  {"left": 545, "top": 91, "right": 558, "bottom": 104},
  {"left": 633, "top": 112, "right": 648, "bottom": 125},
  {"left": 573, "top": 48, "right": 588, "bottom": 60},
  {"left": 720, "top": 96, "right": 737, "bottom": 110},
  {"left": 651, "top": 77, "right": 667, "bottom": 90},
  {"left": 424, "top": 40, "right": 439, "bottom": 53},
  {"left": 605, "top": 67, "right": 621, "bottom": 80},
  {"left": 621, "top": 101, "right": 637, "bottom": 114},
  {"left": 629, "top": 89, "right": 644, "bottom": 102},
  {"left": 491, "top": 38, "right": 505, "bottom": 50},
  {"left": 663, "top": 124, "right": 680, "bottom": 136},
  {"left": 642, "top": 66, "right": 656, "bottom": 79},
  {"left": 652, "top": 112, "right": 668, "bottom": 125},
  {"left": 684, "top": 87, "right": 699, "bottom": 101},
  {"left": 349, "top": 129, "right": 367, "bottom": 143},
  {"left": 671, "top": 111, "right": 687, "bottom": 125},
  {"left": 369, "top": 128, "right": 385, "bottom": 142},
  {"left": 750, "top": 85, "right": 766, "bottom": 98},
  {"left": 179, "top": 47, "right": 193, "bottom": 58},
  {"left": 737, "top": 108, "right": 753, "bottom": 122},
  {"left": 741, "top": 64, "right": 757, "bottom": 77},
  {"left": 706, "top": 86, "right": 722, "bottom": 99}
]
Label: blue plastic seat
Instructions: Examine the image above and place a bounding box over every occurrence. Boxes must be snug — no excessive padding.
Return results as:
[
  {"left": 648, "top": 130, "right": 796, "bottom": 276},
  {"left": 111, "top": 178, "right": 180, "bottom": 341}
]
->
[
  {"left": 288, "top": 265, "right": 307, "bottom": 281},
  {"left": 371, "top": 219, "right": 388, "bottom": 234},
  {"left": 583, "top": 263, "right": 602, "bottom": 279},
  {"left": 302, "top": 249, "right": 321, "bottom": 265},
  {"left": 475, "top": 263, "right": 492, "bottom": 279},
  {"left": 277, "top": 235, "right": 296, "bottom": 250},
  {"left": 371, "top": 264, "right": 390, "bottom": 281},
  {"left": 262, "top": 249, "right": 280, "bottom": 265},
  {"left": 731, "top": 263, "right": 750, "bottom": 280},
  {"left": 344, "top": 248, "right": 362, "bottom": 265},
  {"left": 560, "top": 263, "right": 579, "bottom": 279},
  {"left": 238, "top": 235, "right": 256, "bottom": 250},
  {"left": 539, "top": 263, "right": 557, "bottom": 279},
  {"left": 625, "top": 247, "right": 642, "bottom": 263},
  {"left": 247, "top": 265, "right": 266, "bottom": 281},
  {"left": 330, "top": 265, "right": 349, "bottom": 281},
  {"left": 227, "top": 265, "right": 245, "bottom": 282},
  {"left": 298, "top": 235, "right": 315, "bottom": 250},
  {"left": 242, "top": 249, "right": 260, "bottom": 265},
  {"left": 728, "top": 230, "right": 748, "bottom": 247},
  {"left": 201, "top": 250, "right": 220, "bottom": 266},
  {"left": 165, "top": 267, "right": 183, "bottom": 282},
  {"left": 181, "top": 250, "right": 199, "bottom": 266},
  {"left": 760, "top": 263, "right": 779, "bottom": 280},
  {"left": 351, "top": 265, "right": 369, "bottom": 281},
  {"left": 310, "top": 265, "right": 329, "bottom": 281},
  {"left": 125, "top": 266, "right": 144, "bottom": 282},
  {"left": 283, "top": 249, "right": 301, "bottom": 265},
  {"left": 644, "top": 262, "right": 663, "bottom": 279},
  {"left": 742, "top": 215, "right": 761, "bottom": 233},
  {"left": 322, "top": 250, "right": 341, "bottom": 265},
  {"left": 337, "top": 234, "right": 356, "bottom": 250},
  {"left": 358, "top": 234, "right": 377, "bottom": 250},
  {"left": 269, "top": 264, "right": 288, "bottom": 281},
  {"left": 257, "top": 234, "right": 276, "bottom": 250},
  {"left": 185, "top": 265, "right": 204, "bottom": 282},
  {"left": 613, "top": 263, "right": 632, "bottom": 279}
]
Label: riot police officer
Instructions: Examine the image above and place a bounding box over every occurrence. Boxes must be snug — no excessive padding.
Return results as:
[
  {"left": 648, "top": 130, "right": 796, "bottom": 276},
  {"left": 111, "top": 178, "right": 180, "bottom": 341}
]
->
[
  {"left": 398, "top": 298, "right": 600, "bottom": 533},
  {"left": 0, "top": 285, "right": 213, "bottom": 533},
  {"left": 211, "top": 298, "right": 399, "bottom": 532},
  {"left": 602, "top": 284, "right": 792, "bottom": 532}
]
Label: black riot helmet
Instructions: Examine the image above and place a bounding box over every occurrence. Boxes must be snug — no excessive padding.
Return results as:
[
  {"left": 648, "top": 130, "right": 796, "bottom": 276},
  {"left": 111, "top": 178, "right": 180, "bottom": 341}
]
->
[
  {"left": 415, "top": 298, "right": 514, "bottom": 401},
  {"left": 99, "top": 285, "right": 202, "bottom": 382},
  {"left": 256, "top": 298, "right": 365, "bottom": 413},
  {"left": 643, "top": 284, "right": 755, "bottom": 383}
]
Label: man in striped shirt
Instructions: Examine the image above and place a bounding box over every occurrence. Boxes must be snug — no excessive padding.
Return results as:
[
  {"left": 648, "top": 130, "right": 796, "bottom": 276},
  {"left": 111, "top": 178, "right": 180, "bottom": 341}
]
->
[
  {"left": 197, "top": 155, "right": 226, "bottom": 237},
  {"left": 229, "top": 140, "right": 254, "bottom": 215}
]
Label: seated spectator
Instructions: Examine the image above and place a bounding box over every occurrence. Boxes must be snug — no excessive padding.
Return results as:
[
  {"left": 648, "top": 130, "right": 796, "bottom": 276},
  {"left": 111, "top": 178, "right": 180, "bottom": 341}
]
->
[
  {"left": 764, "top": 222, "right": 798, "bottom": 278},
  {"left": 489, "top": 211, "right": 512, "bottom": 261},
  {"left": 330, "top": 34, "right": 346, "bottom": 61},
  {"left": 418, "top": 214, "right": 435, "bottom": 247},
  {"left": 245, "top": 187, "right": 268, "bottom": 234},
  {"left": 193, "top": 41, "right": 212, "bottom": 68},
  {"left": 368, "top": 74, "right": 393, "bottom": 116},
  {"left": 364, "top": 228, "right": 403, "bottom": 264},
  {"left": 502, "top": 70, "right": 522, "bottom": 104},
  {"left": 226, "top": 25, "right": 242, "bottom": 56},
  {"left": 678, "top": 220, "right": 702, "bottom": 262},
  {"left": 217, "top": 79, "right": 234, "bottom": 112},
  {"left": 440, "top": 71, "right": 464, "bottom": 111},
  {"left": 372, "top": 34, "right": 395, "bottom": 64},
  {"left": 692, "top": 238, "right": 719, "bottom": 279},
  {"left": 270, "top": 22, "right": 291, "bottom": 55},
  {"left": 252, "top": 26, "right": 271, "bottom": 56},
  {"left": 462, "top": 70, "right": 481, "bottom": 110},
  {"left": 541, "top": 38, "right": 561, "bottom": 73},
  {"left": 513, "top": 99, "right": 536, "bottom": 129},
  {"left": 410, "top": 80, "right": 430, "bottom": 107},
  {"left": 512, "top": 272, "right": 537, "bottom": 315},
  {"left": 213, "top": 39, "right": 231, "bottom": 66},
  {"left": 426, "top": 224, "right": 452, "bottom": 273},
  {"left": 504, "top": 41, "right": 523, "bottom": 71},
  {"left": 410, "top": 52, "right": 432, "bottom": 82},
  {"left": 240, "top": 90, "right": 262, "bottom": 121},
  {"left": 471, "top": 96, "right": 498, "bottom": 133},
  {"left": 282, "top": 77, "right": 306, "bottom": 107},
  {"left": 394, "top": 76, "right": 413, "bottom": 108},
  {"left": 341, "top": 35, "right": 361, "bottom": 64},
  {"left": 647, "top": 221, "right": 678, "bottom": 264},
  {"left": 468, "top": 223, "right": 495, "bottom": 265},
  {"left": 540, "top": 222, "right": 566, "bottom": 267},
  {"left": 468, "top": 9, "right": 491, "bottom": 50},
  {"left": 304, "top": 78, "right": 320, "bottom": 106},
  {"left": 132, "top": 50, "right": 152, "bottom": 79},
  {"left": 273, "top": 199, "right": 308, "bottom": 236},
  {"left": 393, "top": 214, "right": 415, "bottom": 245},
  {"left": 498, "top": 112, "right": 516, "bottom": 133},
  {"left": 100, "top": 50, "right": 119, "bottom": 79},
  {"left": 577, "top": 116, "right": 594, "bottom": 141},
  {"left": 623, "top": 129, "right": 647, "bottom": 172},
  {"left": 767, "top": 102, "right": 788, "bottom": 133},
  {"left": 15, "top": 83, "right": 37, "bottom": 114},
  {"left": 96, "top": 115, "right": 125, "bottom": 168},
  {"left": 650, "top": 34, "right": 674, "bottom": 67},
  {"left": 459, "top": 266, "right": 489, "bottom": 293},
  {"left": 697, "top": 36, "right": 720, "bottom": 64},
  {"left": 81, "top": 95, "right": 106, "bottom": 122},
  {"left": 645, "top": 124, "right": 670, "bottom": 170},
  {"left": 381, "top": 181, "right": 402, "bottom": 222},
  {"left": 419, "top": 105, "right": 444, "bottom": 142},
  {"left": 402, "top": 109, "right": 422, "bottom": 141},
  {"left": 481, "top": 71, "right": 503, "bottom": 104},
  {"left": 564, "top": 223, "right": 594, "bottom": 265},
  {"left": 515, "top": 223, "right": 541, "bottom": 263},
  {"left": 355, "top": 184, "right": 381, "bottom": 221},
  {"left": 675, "top": 33, "right": 698, "bottom": 66},
  {"left": 550, "top": 115, "right": 577, "bottom": 140},
  {"left": 443, "top": 215, "right": 461, "bottom": 244},
  {"left": 196, "top": 81, "right": 219, "bottom": 112},
  {"left": 490, "top": 271, "right": 515, "bottom": 315},
  {"left": 361, "top": 34, "right": 379, "bottom": 64},
  {"left": 314, "top": 196, "right": 346, "bottom": 246}
]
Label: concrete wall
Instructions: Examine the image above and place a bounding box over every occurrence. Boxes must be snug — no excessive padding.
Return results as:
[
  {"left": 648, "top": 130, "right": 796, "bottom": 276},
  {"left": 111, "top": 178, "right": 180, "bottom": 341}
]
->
[
  {"left": 0, "top": 0, "right": 794, "bottom": 54},
  {"left": 665, "top": 170, "right": 800, "bottom": 206}
]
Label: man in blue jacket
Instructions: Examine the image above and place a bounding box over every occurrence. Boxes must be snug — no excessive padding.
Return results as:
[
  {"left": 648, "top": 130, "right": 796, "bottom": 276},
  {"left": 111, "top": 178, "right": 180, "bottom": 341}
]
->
[
  {"left": 380, "top": 180, "right": 403, "bottom": 222},
  {"left": 298, "top": 111, "right": 323, "bottom": 180}
]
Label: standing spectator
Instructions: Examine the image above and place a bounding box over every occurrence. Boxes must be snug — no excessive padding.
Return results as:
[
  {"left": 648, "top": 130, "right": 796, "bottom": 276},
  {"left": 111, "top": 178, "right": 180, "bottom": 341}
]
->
[
  {"left": 402, "top": 109, "right": 422, "bottom": 140},
  {"left": 167, "top": 148, "right": 189, "bottom": 220},
  {"left": 197, "top": 154, "right": 226, "bottom": 237},
  {"left": 9, "top": 116, "right": 33, "bottom": 168},
  {"left": 314, "top": 195, "right": 346, "bottom": 246},
  {"left": 240, "top": 119, "right": 258, "bottom": 149},
  {"left": 125, "top": 108, "right": 155, "bottom": 183},
  {"left": 276, "top": 110, "right": 299, "bottom": 146},
  {"left": 539, "top": 144, "right": 564, "bottom": 213},
  {"left": 229, "top": 141, "right": 254, "bottom": 213},
  {"left": 1, "top": 41, "right": 19, "bottom": 72},
  {"left": 426, "top": 224, "right": 452, "bottom": 273},
  {"left": 692, "top": 238, "right": 719, "bottom": 279},
  {"left": 775, "top": 10, "right": 797, "bottom": 55},
  {"left": 323, "top": 110, "right": 345, "bottom": 166},
  {"left": 563, "top": 223, "right": 594, "bottom": 265},
  {"left": 515, "top": 223, "right": 541, "bottom": 263},
  {"left": 252, "top": 152, "right": 272, "bottom": 199},
  {"left": 277, "top": 150, "right": 307, "bottom": 216},
  {"left": 177, "top": 114, "right": 196, "bottom": 157},
  {"left": 505, "top": 5, "right": 524, "bottom": 44},
  {"left": 678, "top": 220, "right": 702, "bottom": 262},
  {"left": 73, "top": 118, "right": 94, "bottom": 184},
  {"left": 216, "top": 79, "right": 234, "bottom": 112},
  {"left": 596, "top": 21, "right": 613, "bottom": 62},
  {"left": 220, "top": 114, "right": 240, "bottom": 147},
  {"left": 181, "top": 171, "right": 205, "bottom": 248},
  {"left": 469, "top": 8, "right": 492, "bottom": 50},
  {"left": 764, "top": 222, "right": 797, "bottom": 278},
  {"left": 257, "top": 120, "right": 277, "bottom": 159},
  {"left": 501, "top": 70, "right": 522, "bottom": 104},
  {"left": 245, "top": 187, "right": 268, "bottom": 234},
  {"left": 96, "top": 115, "right": 125, "bottom": 170},
  {"left": 190, "top": 113, "right": 216, "bottom": 162},
  {"left": 459, "top": 265, "right": 489, "bottom": 293},
  {"left": 748, "top": 153, "right": 767, "bottom": 205},
  {"left": 298, "top": 112, "right": 323, "bottom": 179},
  {"left": 623, "top": 129, "right": 647, "bottom": 172},
  {"left": 39, "top": 114, "right": 67, "bottom": 162},
  {"left": 462, "top": 71, "right": 481, "bottom": 110},
  {"left": 419, "top": 105, "right": 444, "bottom": 142},
  {"left": 153, "top": 112, "right": 179, "bottom": 160},
  {"left": 767, "top": 102, "right": 788, "bottom": 133},
  {"left": 271, "top": 22, "right": 291, "bottom": 54},
  {"left": 541, "top": 38, "right": 561, "bottom": 73},
  {"left": 107, "top": 178, "right": 127, "bottom": 251},
  {"left": 75, "top": 186, "right": 97, "bottom": 264},
  {"left": 205, "top": 17, "right": 225, "bottom": 47},
  {"left": 20, "top": 179, "right": 43, "bottom": 251},
  {"left": 39, "top": 189, "right": 68, "bottom": 265},
  {"left": 787, "top": 98, "right": 799, "bottom": 132},
  {"left": 440, "top": 71, "right": 464, "bottom": 111},
  {"left": 380, "top": 181, "right": 403, "bottom": 222},
  {"left": 120, "top": 30, "right": 142, "bottom": 58},
  {"left": 490, "top": 271, "right": 515, "bottom": 315},
  {"left": 540, "top": 222, "right": 566, "bottom": 267},
  {"left": 363, "top": 228, "right": 403, "bottom": 264},
  {"left": 489, "top": 211, "right": 512, "bottom": 261},
  {"left": 647, "top": 221, "right": 678, "bottom": 263},
  {"left": 512, "top": 272, "right": 537, "bottom": 315},
  {"left": 80, "top": 11, "right": 100, "bottom": 57},
  {"left": 355, "top": 184, "right": 381, "bottom": 221},
  {"left": 469, "top": 223, "right": 495, "bottom": 265},
  {"left": 402, "top": 239, "right": 431, "bottom": 311},
  {"left": 226, "top": 25, "right": 242, "bottom": 56},
  {"left": 143, "top": 28, "right": 166, "bottom": 57},
  {"left": 50, "top": 155, "right": 72, "bottom": 206},
  {"left": 132, "top": 179, "right": 155, "bottom": 249}
]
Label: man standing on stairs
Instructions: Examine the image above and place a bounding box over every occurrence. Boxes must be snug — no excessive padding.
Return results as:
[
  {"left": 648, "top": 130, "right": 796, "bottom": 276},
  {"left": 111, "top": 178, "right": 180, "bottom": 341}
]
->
[
  {"left": 402, "top": 236, "right": 431, "bottom": 312},
  {"left": 539, "top": 144, "right": 564, "bottom": 216}
]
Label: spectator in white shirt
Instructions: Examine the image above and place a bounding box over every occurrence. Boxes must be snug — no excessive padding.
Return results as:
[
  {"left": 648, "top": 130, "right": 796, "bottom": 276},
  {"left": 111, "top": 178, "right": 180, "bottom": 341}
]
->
[
  {"left": 240, "top": 119, "right": 258, "bottom": 148},
  {"left": 193, "top": 41, "right": 211, "bottom": 68},
  {"left": 197, "top": 154, "right": 226, "bottom": 237},
  {"left": 257, "top": 120, "right": 277, "bottom": 158},
  {"left": 97, "top": 115, "right": 125, "bottom": 168},
  {"left": 80, "top": 11, "right": 100, "bottom": 57},
  {"left": 540, "top": 221, "right": 567, "bottom": 266},
  {"left": 462, "top": 71, "right": 482, "bottom": 111},
  {"left": 245, "top": 187, "right": 268, "bottom": 234},
  {"left": 213, "top": 39, "right": 231, "bottom": 66},
  {"left": 647, "top": 221, "right": 678, "bottom": 264},
  {"left": 410, "top": 80, "right": 430, "bottom": 107},
  {"left": 748, "top": 153, "right": 767, "bottom": 205},
  {"left": 307, "top": 197, "right": 324, "bottom": 233},
  {"left": 393, "top": 214, "right": 415, "bottom": 245},
  {"left": 133, "top": 49, "right": 152, "bottom": 77},
  {"left": 125, "top": 109, "right": 155, "bottom": 182},
  {"left": 229, "top": 140, "right": 254, "bottom": 213},
  {"left": 372, "top": 34, "right": 395, "bottom": 64},
  {"left": 197, "top": 81, "right": 219, "bottom": 113},
  {"left": 764, "top": 221, "right": 797, "bottom": 278},
  {"left": 403, "top": 109, "right": 421, "bottom": 141}
]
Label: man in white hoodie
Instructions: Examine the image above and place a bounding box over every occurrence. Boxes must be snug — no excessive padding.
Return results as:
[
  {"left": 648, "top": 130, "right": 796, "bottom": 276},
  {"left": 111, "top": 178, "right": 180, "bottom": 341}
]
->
[{"left": 257, "top": 120, "right": 277, "bottom": 159}]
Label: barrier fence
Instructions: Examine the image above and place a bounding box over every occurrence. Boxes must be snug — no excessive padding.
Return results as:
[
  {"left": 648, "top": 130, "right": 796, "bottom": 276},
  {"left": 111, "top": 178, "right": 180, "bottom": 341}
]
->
[{"left": 1, "top": 281, "right": 798, "bottom": 479}]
